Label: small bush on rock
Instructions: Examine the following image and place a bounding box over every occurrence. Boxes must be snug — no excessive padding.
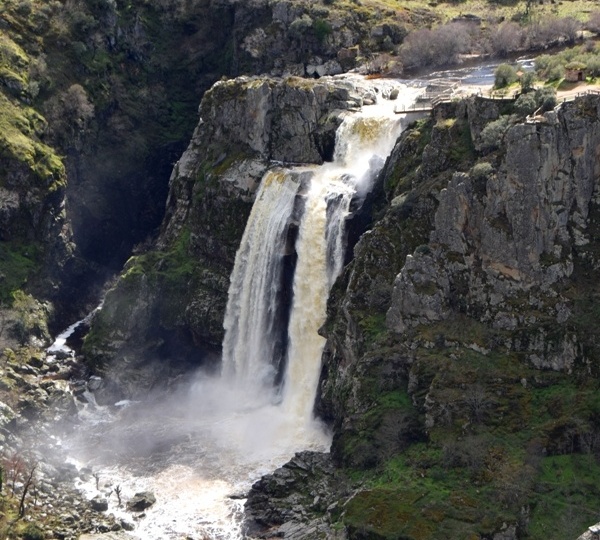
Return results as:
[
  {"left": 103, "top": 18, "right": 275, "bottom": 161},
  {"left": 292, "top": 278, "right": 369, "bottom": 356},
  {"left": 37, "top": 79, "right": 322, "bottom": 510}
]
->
[
  {"left": 479, "top": 115, "right": 515, "bottom": 152},
  {"left": 470, "top": 161, "right": 494, "bottom": 181}
]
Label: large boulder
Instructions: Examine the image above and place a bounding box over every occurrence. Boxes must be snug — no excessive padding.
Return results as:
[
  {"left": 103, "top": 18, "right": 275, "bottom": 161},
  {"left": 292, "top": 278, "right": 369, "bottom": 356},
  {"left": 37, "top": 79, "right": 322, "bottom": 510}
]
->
[{"left": 126, "top": 491, "right": 156, "bottom": 512}]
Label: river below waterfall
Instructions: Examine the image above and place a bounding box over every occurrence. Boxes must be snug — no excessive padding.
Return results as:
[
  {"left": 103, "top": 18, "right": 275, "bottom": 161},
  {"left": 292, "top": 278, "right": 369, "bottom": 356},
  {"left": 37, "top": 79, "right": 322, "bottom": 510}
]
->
[
  {"left": 64, "top": 373, "right": 331, "bottom": 539},
  {"left": 55, "top": 76, "right": 435, "bottom": 539}
]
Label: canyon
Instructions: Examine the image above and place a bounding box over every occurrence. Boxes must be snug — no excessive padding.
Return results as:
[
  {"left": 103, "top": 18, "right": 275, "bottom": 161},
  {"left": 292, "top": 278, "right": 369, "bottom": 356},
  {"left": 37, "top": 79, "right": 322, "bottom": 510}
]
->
[{"left": 2, "top": 0, "right": 600, "bottom": 539}]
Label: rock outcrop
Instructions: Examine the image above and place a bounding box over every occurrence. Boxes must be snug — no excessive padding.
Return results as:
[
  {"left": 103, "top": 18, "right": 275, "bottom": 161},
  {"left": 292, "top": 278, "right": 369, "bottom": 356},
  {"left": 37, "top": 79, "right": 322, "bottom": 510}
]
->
[
  {"left": 388, "top": 97, "right": 600, "bottom": 365},
  {"left": 245, "top": 452, "right": 350, "bottom": 539}
]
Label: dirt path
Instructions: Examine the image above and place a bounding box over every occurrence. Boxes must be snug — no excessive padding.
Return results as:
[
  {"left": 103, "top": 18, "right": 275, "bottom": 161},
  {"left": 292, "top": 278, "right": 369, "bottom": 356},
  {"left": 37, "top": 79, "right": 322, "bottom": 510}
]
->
[
  {"left": 555, "top": 82, "right": 600, "bottom": 100},
  {"left": 455, "top": 81, "right": 600, "bottom": 101}
]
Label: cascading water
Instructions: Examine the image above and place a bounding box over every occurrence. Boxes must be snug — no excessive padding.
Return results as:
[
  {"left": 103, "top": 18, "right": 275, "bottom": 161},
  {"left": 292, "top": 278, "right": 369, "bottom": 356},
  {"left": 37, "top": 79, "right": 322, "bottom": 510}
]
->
[
  {"left": 62, "top": 77, "right": 423, "bottom": 540},
  {"left": 221, "top": 169, "right": 301, "bottom": 405},
  {"left": 227, "top": 84, "right": 423, "bottom": 427}
]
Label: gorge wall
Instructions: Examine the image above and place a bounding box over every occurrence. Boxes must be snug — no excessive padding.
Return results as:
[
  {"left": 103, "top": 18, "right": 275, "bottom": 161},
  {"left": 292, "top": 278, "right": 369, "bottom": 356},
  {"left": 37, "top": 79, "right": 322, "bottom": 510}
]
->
[
  {"left": 83, "top": 70, "right": 600, "bottom": 538},
  {"left": 246, "top": 96, "right": 600, "bottom": 538}
]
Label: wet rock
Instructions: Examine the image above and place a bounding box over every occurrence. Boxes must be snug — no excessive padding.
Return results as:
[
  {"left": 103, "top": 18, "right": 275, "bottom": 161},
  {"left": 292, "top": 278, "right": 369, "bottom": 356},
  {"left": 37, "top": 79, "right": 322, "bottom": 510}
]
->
[
  {"left": 87, "top": 376, "right": 103, "bottom": 391},
  {"left": 0, "top": 401, "right": 17, "bottom": 429},
  {"left": 578, "top": 523, "right": 600, "bottom": 540},
  {"left": 47, "top": 346, "right": 74, "bottom": 360},
  {"left": 337, "top": 47, "right": 358, "bottom": 70},
  {"left": 245, "top": 452, "right": 349, "bottom": 537},
  {"left": 28, "top": 355, "right": 45, "bottom": 369},
  {"left": 493, "top": 524, "right": 517, "bottom": 540},
  {"left": 119, "top": 520, "right": 135, "bottom": 531},
  {"left": 126, "top": 491, "right": 156, "bottom": 512},
  {"left": 90, "top": 496, "right": 109, "bottom": 512},
  {"left": 13, "top": 363, "right": 37, "bottom": 375}
]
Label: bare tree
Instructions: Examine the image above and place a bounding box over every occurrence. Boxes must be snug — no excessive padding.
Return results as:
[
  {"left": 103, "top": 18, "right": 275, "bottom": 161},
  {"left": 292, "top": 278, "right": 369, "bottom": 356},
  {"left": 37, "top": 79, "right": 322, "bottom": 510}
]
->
[
  {"left": 463, "top": 384, "right": 494, "bottom": 424},
  {"left": 489, "top": 22, "right": 526, "bottom": 57},
  {"left": 4, "top": 452, "right": 25, "bottom": 496},
  {"left": 93, "top": 472, "right": 101, "bottom": 490},
  {"left": 400, "top": 22, "right": 473, "bottom": 69},
  {"left": 43, "top": 83, "right": 95, "bottom": 149},
  {"left": 18, "top": 462, "right": 37, "bottom": 518},
  {"left": 587, "top": 10, "right": 600, "bottom": 33},
  {"left": 114, "top": 484, "right": 122, "bottom": 507},
  {"left": 527, "top": 17, "right": 580, "bottom": 49}
]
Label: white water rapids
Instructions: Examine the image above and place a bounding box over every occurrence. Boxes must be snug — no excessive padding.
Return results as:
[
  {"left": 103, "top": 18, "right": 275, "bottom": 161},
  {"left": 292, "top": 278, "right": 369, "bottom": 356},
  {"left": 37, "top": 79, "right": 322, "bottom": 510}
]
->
[{"left": 61, "top": 77, "right": 423, "bottom": 539}]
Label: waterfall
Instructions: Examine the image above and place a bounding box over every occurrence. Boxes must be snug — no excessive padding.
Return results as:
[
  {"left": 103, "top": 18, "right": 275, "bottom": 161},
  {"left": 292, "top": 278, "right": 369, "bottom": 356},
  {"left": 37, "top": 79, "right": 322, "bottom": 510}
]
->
[
  {"left": 223, "top": 81, "right": 418, "bottom": 427},
  {"left": 281, "top": 174, "right": 353, "bottom": 421},
  {"left": 221, "top": 169, "right": 300, "bottom": 406}
]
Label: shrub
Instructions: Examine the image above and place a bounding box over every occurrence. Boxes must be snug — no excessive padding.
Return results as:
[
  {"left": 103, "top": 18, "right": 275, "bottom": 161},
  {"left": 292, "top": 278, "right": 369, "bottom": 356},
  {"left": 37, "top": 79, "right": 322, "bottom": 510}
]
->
[
  {"left": 546, "top": 64, "right": 565, "bottom": 81},
  {"left": 583, "top": 39, "right": 597, "bottom": 53},
  {"left": 494, "top": 63, "right": 518, "bottom": 88},
  {"left": 288, "top": 15, "right": 313, "bottom": 41},
  {"left": 586, "top": 56, "right": 600, "bottom": 77},
  {"left": 313, "top": 18, "right": 332, "bottom": 42},
  {"left": 534, "top": 86, "right": 557, "bottom": 111},
  {"left": 15, "top": 0, "right": 32, "bottom": 16},
  {"left": 471, "top": 161, "right": 494, "bottom": 181},
  {"left": 479, "top": 115, "right": 515, "bottom": 152},
  {"left": 514, "top": 92, "right": 537, "bottom": 116},
  {"left": 442, "top": 436, "right": 489, "bottom": 472},
  {"left": 534, "top": 54, "right": 554, "bottom": 74},
  {"left": 22, "top": 524, "right": 44, "bottom": 540}
]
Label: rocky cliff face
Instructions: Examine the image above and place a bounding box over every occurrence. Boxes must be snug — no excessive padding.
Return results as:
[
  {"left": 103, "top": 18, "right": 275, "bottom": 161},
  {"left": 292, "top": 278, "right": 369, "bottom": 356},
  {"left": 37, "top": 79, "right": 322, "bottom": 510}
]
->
[{"left": 309, "top": 95, "right": 600, "bottom": 538}]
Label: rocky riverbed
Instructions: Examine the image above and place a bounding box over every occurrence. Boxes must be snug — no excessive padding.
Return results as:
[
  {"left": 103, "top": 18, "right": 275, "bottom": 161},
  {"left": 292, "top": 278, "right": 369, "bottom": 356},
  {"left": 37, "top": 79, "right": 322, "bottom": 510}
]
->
[{"left": 0, "top": 316, "right": 177, "bottom": 540}]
